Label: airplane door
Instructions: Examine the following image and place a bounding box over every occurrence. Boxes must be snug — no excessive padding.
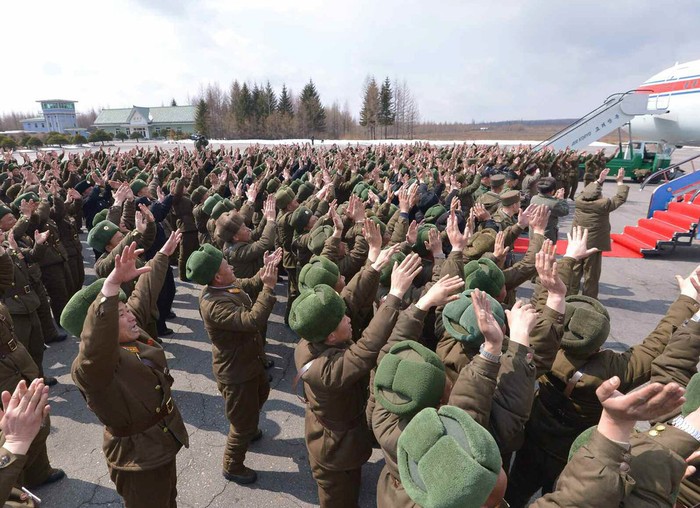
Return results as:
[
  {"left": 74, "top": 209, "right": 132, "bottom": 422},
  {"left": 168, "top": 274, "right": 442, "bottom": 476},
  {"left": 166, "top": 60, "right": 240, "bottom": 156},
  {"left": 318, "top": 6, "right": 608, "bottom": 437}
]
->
[{"left": 656, "top": 93, "right": 670, "bottom": 110}]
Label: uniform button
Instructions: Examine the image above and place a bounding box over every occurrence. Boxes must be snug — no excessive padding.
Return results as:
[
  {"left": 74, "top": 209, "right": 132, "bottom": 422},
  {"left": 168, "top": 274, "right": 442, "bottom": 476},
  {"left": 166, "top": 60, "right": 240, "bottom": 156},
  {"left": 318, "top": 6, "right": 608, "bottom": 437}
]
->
[
  {"left": 649, "top": 430, "right": 659, "bottom": 437},
  {"left": 155, "top": 385, "right": 161, "bottom": 390},
  {"left": 622, "top": 453, "right": 632, "bottom": 462},
  {"left": 620, "top": 462, "right": 630, "bottom": 472},
  {"left": 0, "top": 455, "right": 9, "bottom": 467},
  {"left": 163, "top": 427, "right": 168, "bottom": 433},
  {"left": 155, "top": 407, "right": 161, "bottom": 413},
  {"left": 100, "top": 297, "right": 106, "bottom": 303},
  {"left": 655, "top": 424, "right": 666, "bottom": 432}
]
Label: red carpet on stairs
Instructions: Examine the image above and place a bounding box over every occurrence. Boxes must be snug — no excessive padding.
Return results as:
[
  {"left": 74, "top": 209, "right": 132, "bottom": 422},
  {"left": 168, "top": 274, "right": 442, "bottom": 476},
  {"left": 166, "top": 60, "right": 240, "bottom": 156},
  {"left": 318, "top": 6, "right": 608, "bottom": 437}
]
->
[{"left": 512, "top": 238, "right": 644, "bottom": 258}]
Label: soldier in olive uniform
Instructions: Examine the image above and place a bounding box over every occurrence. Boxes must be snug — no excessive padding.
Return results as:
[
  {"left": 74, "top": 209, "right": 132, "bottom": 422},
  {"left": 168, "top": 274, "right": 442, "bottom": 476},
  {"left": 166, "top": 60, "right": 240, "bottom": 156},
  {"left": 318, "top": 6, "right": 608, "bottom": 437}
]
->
[
  {"left": 274, "top": 186, "right": 300, "bottom": 325},
  {"left": 67, "top": 236, "right": 188, "bottom": 508},
  {"left": 529, "top": 177, "right": 570, "bottom": 242},
  {"left": 290, "top": 253, "right": 421, "bottom": 508},
  {"left": 570, "top": 168, "right": 629, "bottom": 298},
  {"left": 188, "top": 244, "right": 280, "bottom": 484}
]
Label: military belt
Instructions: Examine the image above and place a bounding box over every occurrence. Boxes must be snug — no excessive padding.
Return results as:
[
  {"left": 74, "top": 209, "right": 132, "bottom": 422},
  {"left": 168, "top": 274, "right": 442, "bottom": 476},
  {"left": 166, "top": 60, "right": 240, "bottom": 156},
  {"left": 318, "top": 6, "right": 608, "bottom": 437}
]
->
[
  {"left": 0, "top": 338, "right": 18, "bottom": 356},
  {"left": 106, "top": 396, "right": 174, "bottom": 438},
  {"left": 3, "top": 285, "right": 33, "bottom": 299}
]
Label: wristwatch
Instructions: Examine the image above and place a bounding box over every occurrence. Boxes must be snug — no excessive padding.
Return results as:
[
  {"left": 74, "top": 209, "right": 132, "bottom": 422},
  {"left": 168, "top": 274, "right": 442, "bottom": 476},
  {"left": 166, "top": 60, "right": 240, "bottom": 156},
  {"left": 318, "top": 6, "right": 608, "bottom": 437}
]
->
[{"left": 479, "top": 343, "right": 502, "bottom": 364}]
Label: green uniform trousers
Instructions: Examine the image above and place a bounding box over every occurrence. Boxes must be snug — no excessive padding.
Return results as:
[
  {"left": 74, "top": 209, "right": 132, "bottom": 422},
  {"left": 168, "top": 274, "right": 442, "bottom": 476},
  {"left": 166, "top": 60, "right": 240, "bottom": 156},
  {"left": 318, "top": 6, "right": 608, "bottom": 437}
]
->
[
  {"left": 11, "top": 313, "right": 44, "bottom": 378},
  {"left": 308, "top": 453, "right": 362, "bottom": 508},
  {"left": 178, "top": 232, "right": 199, "bottom": 283},
  {"left": 570, "top": 251, "right": 603, "bottom": 299},
  {"left": 40, "top": 262, "right": 74, "bottom": 322},
  {"left": 109, "top": 457, "right": 177, "bottom": 508},
  {"left": 284, "top": 267, "right": 299, "bottom": 326},
  {"left": 218, "top": 372, "right": 269, "bottom": 471}
]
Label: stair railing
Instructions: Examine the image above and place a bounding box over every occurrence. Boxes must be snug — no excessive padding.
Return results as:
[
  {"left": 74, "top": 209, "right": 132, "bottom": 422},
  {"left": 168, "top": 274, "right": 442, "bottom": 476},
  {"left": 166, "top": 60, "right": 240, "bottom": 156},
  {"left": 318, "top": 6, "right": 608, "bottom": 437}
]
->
[
  {"left": 640, "top": 153, "right": 700, "bottom": 190},
  {"left": 533, "top": 90, "right": 645, "bottom": 152}
]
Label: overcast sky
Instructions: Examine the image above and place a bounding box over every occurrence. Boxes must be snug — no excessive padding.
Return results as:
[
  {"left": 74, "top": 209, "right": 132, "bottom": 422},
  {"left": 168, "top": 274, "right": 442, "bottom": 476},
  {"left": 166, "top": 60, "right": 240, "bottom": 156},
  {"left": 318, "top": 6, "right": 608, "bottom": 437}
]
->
[{"left": 3, "top": 0, "right": 697, "bottom": 122}]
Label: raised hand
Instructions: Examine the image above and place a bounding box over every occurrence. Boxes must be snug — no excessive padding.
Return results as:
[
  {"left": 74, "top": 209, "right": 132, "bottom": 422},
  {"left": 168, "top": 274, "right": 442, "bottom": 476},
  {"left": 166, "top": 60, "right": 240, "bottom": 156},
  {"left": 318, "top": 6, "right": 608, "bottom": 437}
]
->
[
  {"left": 564, "top": 226, "right": 599, "bottom": 260},
  {"left": 263, "top": 194, "right": 277, "bottom": 221},
  {"left": 446, "top": 209, "right": 471, "bottom": 251},
  {"left": 493, "top": 231, "right": 510, "bottom": 267},
  {"left": 424, "top": 227, "right": 442, "bottom": 258},
  {"left": 529, "top": 205, "right": 551, "bottom": 236},
  {"left": 676, "top": 264, "right": 700, "bottom": 302},
  {"left": 370, "top": 243, "right": 401, "bottom": 272},
  {"left": 245, "top": 182, "right": 258, "bottom": 203},
  {"left": 597, "top": 168, "right": 610, "bottom": 184},
  {"left": 364, "top": 219, "right": 382, "bottom": 263},
  {"left": 105, "top": 241, "right": 152, "bottom": 286},
  {"left": 263, "top": 247, "right": 283, "bottom": 267},
  {"left": 0, "top": 378, "right": 50, "bottom": 456},
  {"left": 506, "top": 300, "right": 538, "bottom": 346},
  {"left": 34, "top": 229, "right": 50, "bottom": 245},
  {"left": 159, "top": 229, "right": 182, "bottom": 257},
  {"left": 596, "top": 376, "right": 685, "bottom": 443},
  {"left": 471, "top": 288, "right": 504, "bottom": 356},
  {"left": 536, "top": 239, "right": 566, "bottom": 298},
  {"left": 417, "top": 274, "right": 464, "bottom": 310},
  {"left": 389, "top": 252, "right": 423, "bottom": 299},
  {"left": 472, "top": 202, "right": 490, "bottom": 222},
  {"left": 405, "top": 220, "right": 418, "bottom": 245},
  {"left": 517, "top": 203, "right": 537, "bottom": 229},
  {"left": 260, "top": 261, "right": 278, "bottom": 290}
]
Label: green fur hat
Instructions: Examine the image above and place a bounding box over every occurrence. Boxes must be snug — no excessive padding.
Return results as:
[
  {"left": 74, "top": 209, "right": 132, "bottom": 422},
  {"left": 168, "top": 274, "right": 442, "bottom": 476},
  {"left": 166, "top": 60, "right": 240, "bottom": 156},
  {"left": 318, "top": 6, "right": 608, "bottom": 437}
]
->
[
  {"left": 561, "top": 295, "right": 610, "bottom": 358},
  {"left": 375, "top": 340, "right": 446, "bottom": 418},
  {"left": 299, "top": 256, "right": 340, "bottom": 290},
  {"left": 289, "top": 285, "right": 346, "bottom": 343},
  {"left": 463, "top": 258, "right": 505, "bottom": 299},
  {"left": 397, "top": 405, "right": 501, "bottom": 508},
  {"left": 186, "top": 244, "right": 224, "bottom": 285},
  {"left": 442, "top": 289, "right": 505, "bottom": 346},
  {"left": 60, "top": 278, "right": 127, "bottom": 337}
]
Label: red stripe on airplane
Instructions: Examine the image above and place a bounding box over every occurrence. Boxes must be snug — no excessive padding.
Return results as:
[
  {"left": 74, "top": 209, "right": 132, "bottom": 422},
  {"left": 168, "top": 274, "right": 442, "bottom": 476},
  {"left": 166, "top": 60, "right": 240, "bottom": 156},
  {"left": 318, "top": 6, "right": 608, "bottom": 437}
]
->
[{"left": 635, "top": 77, "right": 700, "bottom": 95}]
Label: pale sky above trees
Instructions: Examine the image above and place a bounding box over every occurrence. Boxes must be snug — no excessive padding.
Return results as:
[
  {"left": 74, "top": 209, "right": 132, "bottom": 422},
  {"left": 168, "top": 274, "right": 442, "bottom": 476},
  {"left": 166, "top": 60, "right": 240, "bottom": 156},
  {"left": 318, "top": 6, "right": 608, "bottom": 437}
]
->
[{"left": 3, "top": 0, "right": 697, "bottom": 122}]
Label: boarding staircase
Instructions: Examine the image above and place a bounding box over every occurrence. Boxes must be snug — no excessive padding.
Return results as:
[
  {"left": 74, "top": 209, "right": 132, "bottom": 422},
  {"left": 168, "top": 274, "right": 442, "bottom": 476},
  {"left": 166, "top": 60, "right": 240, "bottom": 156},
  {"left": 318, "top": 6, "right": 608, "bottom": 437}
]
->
[
  {"left": 533, "top": 91, "right": 667, "bottom": 152},
  {"left": 609, "top": 156, "right": 700, "bottom": 256}
]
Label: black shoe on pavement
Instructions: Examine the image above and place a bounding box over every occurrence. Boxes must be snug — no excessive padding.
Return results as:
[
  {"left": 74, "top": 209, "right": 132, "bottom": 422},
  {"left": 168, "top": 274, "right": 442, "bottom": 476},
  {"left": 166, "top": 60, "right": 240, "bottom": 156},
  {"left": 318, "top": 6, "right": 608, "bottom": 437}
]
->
[
  {"left": 223, "top": 467, "right": 257, "bottom": 485},
  {"left": 158, "top": 328, "right": 174, "bottom": 337},
  {"left": 46, "top": 332, "right": 68, "bottom": 344},
  {"left": 251, "top": 429, "right": 263, "bottom": 442},
  {"left": 167, "top": 311, "right": 177, "bottom": 319},
  {"left": 44, "top": 376, "right": 58, "bottom": 387}
]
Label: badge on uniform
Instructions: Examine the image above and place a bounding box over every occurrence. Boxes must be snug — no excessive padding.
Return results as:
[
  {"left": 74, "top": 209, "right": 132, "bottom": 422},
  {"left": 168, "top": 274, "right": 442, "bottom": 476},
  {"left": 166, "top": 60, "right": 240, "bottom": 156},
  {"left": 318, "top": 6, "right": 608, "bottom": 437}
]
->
[
  {"left": 122, "top": 345, "right": 139, "bottom": 354},
  {"left": 227, "top": 288, "right": 241, "bottom": 294}
]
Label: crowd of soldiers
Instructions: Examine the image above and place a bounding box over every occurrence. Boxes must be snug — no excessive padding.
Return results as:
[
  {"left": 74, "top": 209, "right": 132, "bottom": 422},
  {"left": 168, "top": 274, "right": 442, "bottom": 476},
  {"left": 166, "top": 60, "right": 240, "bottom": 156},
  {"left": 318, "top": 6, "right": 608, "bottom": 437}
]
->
[{"left": 0, "top": 141, "right": 697, "bottom": 508}]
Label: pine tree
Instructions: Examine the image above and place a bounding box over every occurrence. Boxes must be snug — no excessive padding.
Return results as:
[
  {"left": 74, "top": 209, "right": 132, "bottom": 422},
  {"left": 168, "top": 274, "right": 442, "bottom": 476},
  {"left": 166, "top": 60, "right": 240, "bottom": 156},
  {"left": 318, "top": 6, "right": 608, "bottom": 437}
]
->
[
  {"left": 378, "top": 77, "right": 395, "bottom": 139},
  {"left": 264, "top": 81, "right": 277, "bottom": 116},
  {"left": 194, "top": 99, "right": 209, "bottom": 136},
  {"left": 278, "top": 84, "right": 294, "bottom": 117},
  {"left": 359, "top": 76, "right": 379, "bottom": 139},
  {"left": 298, "top": 80, "right": 326, "bottom": 137},
  {"left": 170, "top": 98, "right": 177, "bottom": 107}
]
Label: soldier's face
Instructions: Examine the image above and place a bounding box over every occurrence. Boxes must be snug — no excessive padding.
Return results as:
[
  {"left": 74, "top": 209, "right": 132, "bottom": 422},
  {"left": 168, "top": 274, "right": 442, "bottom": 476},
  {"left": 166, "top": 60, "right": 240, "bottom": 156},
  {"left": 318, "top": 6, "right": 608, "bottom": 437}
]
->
[
  {"left": 117, "top": 302, "right": 140, "bottom": 343},
  {"left": 233, "top": 225, "right": 251, "bottom": 243},
  {"left": 213, "top": 258, "right": 235, "bottom": 286},
  {"left": 106, "top": 232, "right": 125, "bottom": 252},
  {"left": 0, "top": 213, "right": 16, "bottom": 232},
  {"left": 325, "top": 314, "right": 352, "bottom": 345}
]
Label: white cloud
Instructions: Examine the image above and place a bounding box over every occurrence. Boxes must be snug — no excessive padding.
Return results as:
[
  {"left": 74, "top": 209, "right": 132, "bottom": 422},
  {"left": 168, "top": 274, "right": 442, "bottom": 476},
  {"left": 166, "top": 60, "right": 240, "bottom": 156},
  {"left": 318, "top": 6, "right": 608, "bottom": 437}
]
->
[{"left": 3, "top": 0, "right": 698, "bottom": 122}]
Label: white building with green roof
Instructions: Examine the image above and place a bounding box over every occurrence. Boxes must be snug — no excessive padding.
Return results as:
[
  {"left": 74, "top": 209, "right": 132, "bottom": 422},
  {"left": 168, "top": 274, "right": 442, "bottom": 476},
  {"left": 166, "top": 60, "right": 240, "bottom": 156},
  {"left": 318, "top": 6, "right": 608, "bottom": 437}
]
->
[{"left": 93, "top": 105, "right": 196, "bottom": 139}]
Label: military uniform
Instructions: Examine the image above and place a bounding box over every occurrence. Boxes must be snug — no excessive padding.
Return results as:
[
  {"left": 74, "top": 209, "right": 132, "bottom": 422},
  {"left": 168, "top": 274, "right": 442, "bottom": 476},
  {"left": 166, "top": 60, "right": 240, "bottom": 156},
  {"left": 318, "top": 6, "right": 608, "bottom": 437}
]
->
[
  {"left": 71, "top": 253, "right": 188, "bottom": 508},
  {"left": 223, "top": 219, "right": 276, "bottom": 280},
  {"left": 276, "top": 210, "right": 298, "bottom": 324},
  {"left": 171, "top": 182, "right": 199, "bottom": 282},
  {"left": 198, "top": 276, "right": 276, "bottom": 477},
  {"left": 570, "top": 182, "right": 629, "bottom": 298},
  {"left": 0, "top": 251, "right": 56, "bottom": 492},
  {"left": 529, "top": 193, "right": 570, "bottom": 242},
  {"left": 505, "top": 294, "right": 698, "bottom": 506},
  {"left": 294, "top": 295, "right": 402, "bottom": 508}
]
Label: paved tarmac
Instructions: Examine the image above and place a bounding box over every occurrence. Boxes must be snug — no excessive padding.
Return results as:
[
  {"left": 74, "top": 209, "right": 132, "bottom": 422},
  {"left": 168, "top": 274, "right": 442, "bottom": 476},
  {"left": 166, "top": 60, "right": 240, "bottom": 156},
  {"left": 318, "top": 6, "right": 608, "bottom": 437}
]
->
[{"left": 26, "top": 144, "right": 700, "bottom": 507}]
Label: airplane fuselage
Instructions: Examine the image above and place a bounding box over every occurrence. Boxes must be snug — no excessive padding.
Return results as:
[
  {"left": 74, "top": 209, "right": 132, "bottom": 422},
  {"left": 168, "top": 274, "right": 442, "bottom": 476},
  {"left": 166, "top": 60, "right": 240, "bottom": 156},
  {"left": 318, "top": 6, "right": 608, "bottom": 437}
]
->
[{"left": 631, "top": 59, "right": 700, "bottom": 146}]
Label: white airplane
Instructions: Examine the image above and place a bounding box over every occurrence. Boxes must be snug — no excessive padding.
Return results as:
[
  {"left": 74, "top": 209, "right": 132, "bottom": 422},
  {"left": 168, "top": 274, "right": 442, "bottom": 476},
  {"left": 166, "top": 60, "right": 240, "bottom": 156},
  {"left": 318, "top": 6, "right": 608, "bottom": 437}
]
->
[{"left": 631, "top": 58, "right": 700, "bottom": 146}]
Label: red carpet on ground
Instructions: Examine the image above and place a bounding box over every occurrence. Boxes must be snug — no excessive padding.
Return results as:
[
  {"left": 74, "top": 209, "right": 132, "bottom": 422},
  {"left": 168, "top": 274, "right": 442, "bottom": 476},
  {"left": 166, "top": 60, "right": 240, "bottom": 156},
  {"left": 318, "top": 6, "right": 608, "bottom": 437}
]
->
[{"left": 512, "top": 238, "right": 644, "bottom": 258}]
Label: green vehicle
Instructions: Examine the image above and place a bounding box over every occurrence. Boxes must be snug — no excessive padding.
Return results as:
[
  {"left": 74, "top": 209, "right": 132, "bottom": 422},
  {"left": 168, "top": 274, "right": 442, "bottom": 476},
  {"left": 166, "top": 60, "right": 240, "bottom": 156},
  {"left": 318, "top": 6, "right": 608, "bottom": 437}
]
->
[{"left": 605, "top": 141, "right": 672, "bottom": 181}]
